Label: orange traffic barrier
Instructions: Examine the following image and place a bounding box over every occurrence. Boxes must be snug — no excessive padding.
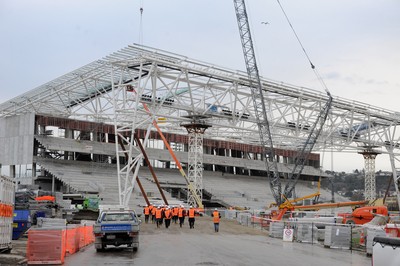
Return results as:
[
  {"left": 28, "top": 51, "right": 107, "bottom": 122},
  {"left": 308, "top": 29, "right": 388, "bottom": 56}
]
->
[
  {"left": 27, "top": 229, "right": 66, "bottom": 265},
  {"left": 78, "top": 226, "right": 86, "bottom": 249},
  {"left": 85, "top": 225, "right": 94, "bottom": 246},
  {"left": 66, "top": 227, "right": 80, "bottom": 255},
  {"left": 27, "top": 224, "right": 95, "bottom": 264}
]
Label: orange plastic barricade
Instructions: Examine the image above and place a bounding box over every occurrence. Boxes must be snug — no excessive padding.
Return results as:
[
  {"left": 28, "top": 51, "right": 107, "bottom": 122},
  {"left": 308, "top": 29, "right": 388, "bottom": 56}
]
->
[
  {"left": 66, "top": 226, "right": 80, "bottom": 255},
  {"left": 27, "top": 229, "right": 66, "bottom": 265},
  {"left": 84, "top": 225, "right": 94, "bottom": 246}
]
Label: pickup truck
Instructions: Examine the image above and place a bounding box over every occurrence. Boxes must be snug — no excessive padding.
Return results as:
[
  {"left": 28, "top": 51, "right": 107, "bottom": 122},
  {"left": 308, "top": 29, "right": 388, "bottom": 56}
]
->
[{"left": 93, "top": 209, "right": 140, "bottom": 252}]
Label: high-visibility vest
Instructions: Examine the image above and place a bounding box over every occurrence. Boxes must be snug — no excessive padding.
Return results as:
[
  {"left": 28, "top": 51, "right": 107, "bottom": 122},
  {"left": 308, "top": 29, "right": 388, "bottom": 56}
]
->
[
  {"left": 144, "top": 206, "right": 150, "bottom": 215},
  {"left": 152, "top": 207, "right": 157, "bottom": 215},
  {"left": 178, "top": 208, "right": 185, "bottom": 218},
  {"left": 156, "top": 209, "right": 163, "bottom": 219},
  {"left": 188, "top": 208, "right": 195, "bottom": 218},
  {"left": 213, "top": 211, "right": 220, "bottom": 223},
  {"left": 164, "top": 209, "right": 172, "bottom": 219},
  {"left": 172, "top": 207, "right": 179, "bottom": 216}
]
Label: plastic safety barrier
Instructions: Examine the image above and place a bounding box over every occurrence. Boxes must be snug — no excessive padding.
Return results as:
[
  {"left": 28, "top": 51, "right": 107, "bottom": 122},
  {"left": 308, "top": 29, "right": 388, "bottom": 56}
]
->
[
  {"left": 27, "top": 224, "right": 94, "bottom": 265},
  {"left": 27, "top": 229, "right": 66, "bottom": 265}
]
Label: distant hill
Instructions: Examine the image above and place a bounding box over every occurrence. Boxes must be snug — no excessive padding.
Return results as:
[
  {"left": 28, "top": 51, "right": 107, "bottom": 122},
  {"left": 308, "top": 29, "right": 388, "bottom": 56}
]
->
[{"left": 321, "top": 170, "right": 395, "bottom": 200}]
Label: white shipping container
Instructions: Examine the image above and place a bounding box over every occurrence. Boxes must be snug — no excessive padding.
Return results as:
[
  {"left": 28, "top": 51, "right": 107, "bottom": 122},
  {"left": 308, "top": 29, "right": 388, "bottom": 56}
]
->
[{"left": 0, "top": 175, "right": 16, "bottom": 252}]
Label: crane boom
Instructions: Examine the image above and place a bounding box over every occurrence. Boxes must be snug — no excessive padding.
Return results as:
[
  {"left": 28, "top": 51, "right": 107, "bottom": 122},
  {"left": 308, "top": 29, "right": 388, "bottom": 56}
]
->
[
  {"left": 283, "top": 92, "right": 333, "bottom": 199},
  {"left": 233, "top": 0, "right": 282, "bottom": 204}
]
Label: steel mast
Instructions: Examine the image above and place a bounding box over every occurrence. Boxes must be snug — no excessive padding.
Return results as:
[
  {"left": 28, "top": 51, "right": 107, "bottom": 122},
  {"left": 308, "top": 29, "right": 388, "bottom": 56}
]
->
[{"left": 233, "top": 0, "right": 282, "bottom": 204}]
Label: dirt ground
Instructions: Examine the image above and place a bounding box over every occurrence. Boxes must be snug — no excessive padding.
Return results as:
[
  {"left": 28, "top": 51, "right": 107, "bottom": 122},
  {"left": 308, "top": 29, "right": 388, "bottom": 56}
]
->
[
  {"left": 1, "top": 216, "right": 371, "bottom": 266},
  {"left": 0, "top": 215, "right": 266, "bottom": 266},
  {"left": 0, "top": 238, "right": 28, "bottom": 265},
  {"left": 140, "top": 215, "right": 268, "bottom": 236}
]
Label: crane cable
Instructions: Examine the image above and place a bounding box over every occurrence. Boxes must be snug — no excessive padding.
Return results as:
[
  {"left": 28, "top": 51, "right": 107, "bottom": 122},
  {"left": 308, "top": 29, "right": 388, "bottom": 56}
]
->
[{"left": 276, "top": 0, "right": 330, "bottom": 94}]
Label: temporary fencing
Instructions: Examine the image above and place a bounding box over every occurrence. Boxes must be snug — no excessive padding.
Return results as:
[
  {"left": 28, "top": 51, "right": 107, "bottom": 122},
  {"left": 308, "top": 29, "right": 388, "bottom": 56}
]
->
[
  {"left": 27, "top": 224, "right": 94, "bottom": 265},
  {"left": 225, "top": 210, "right": 377, "bottom": 253}
]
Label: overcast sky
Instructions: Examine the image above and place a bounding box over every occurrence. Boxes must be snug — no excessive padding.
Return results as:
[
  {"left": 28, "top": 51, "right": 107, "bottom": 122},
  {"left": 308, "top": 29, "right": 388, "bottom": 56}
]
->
[{"left": 1, "top": 0, "right": 399, "bottom": 172}]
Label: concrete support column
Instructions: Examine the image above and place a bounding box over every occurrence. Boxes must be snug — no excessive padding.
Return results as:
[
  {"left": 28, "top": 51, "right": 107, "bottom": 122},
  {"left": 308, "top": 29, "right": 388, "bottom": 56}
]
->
[
  {"left": 64, "top": 129, "right": 74, "bottom": 160},
  {"left": 10, "top": 165, "right": 16, "bottom": 178}
]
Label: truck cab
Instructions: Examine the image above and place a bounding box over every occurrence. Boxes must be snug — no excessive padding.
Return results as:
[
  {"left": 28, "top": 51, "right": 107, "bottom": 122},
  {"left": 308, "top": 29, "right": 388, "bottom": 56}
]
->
[{"left": 93, "top": 208, "right": 140, "bottom": 252}]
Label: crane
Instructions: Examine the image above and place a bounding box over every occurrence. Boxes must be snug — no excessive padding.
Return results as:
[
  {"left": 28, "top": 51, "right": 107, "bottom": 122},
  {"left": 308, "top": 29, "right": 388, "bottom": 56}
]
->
[
  {"left": 233, "top": 0, "right": 282, "bottom": 205},
  {"left": 283, "top": 92, "right": 332, "bottom": 199},
  {"left": 233, "top": 0, "right": 332, "bottom": 206}
]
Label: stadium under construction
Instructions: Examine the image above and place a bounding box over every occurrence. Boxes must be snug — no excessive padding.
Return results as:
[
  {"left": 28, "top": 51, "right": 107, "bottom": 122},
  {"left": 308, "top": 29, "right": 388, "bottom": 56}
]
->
[{"left": 1, "top": 44, "right": 400, "bottom": 212}]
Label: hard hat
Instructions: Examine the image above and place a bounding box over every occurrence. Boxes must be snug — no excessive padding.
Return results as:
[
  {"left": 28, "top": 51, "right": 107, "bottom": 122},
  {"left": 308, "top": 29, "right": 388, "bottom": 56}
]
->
[
  {"left": 215, "top": 208, "right": 217, "bottom": 210},
  {"left": 190, "top": 206, "right": 193, "bottom": 208}
]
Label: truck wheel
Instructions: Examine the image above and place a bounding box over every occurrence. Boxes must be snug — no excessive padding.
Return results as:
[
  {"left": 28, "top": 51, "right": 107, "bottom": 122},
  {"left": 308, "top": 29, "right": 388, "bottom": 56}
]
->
[
  {"left": 346, "top": 220, "right": 355, "bottom": 225},
  {"left": 96, "top": 244, "right": 105, "bottom": 252},
  {"left": 133, "top": 247, "right": 138, "bottom": 252}
]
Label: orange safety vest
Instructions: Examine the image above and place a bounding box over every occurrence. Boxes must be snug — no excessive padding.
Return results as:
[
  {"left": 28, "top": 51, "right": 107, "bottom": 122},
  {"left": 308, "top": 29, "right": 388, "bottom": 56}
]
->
[
  {"left": 156, "top": 208, "right": 163, "bottom": 219},
  {"left": 172, "top": 207, "right": 179, "bottom": 216},
  {"left": 213, "top": 211, "right": 220, "bottom": 223},
  {"left": 164, "top": 209, "right": 172, "bottom": 219},
  {"left": 188, "top": 208, "right": 195, "bottom": 218},
  {"left": 144, "top": 206, "right": 150, "bottom": 215},
  {"left": 178, "top": 208, "right": 185, "bottom": 218},
  {"left": 152, "top": 207, "right": 157, "bottom": 215}
]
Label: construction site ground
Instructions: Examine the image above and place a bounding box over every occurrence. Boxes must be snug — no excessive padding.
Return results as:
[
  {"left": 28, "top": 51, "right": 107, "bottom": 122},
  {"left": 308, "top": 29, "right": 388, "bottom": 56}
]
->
[{"left": 1, "top": 216, "right": 371, "bottom": 265}]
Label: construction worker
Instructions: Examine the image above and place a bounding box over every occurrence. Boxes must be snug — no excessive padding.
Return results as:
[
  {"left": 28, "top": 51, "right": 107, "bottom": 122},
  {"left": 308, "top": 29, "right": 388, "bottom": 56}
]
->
[
  {"left": 172, "top": 206, "right": 179, "bottom": 224},
  {"left": 164, "top": 206, "right": 172, "bottom": 228},
  {"left": 178, "top": 205, "right": 186, "bottom": 228},
  {"left": 148, "top": 204, "right": 154, "bottom": 222},
  {"left": 155, "top": 206, "right": 163, "bottom": 228},
  {"left": 212, "top": 208, "right": 221, "bottom": 232},
  {"left": 151, "top": 205, "right": 157, "bottom": 223},
  {"left": 188, "top": 206, "right": 196, "bottom": 229},
  {"left": 160, "top": 205, "right": 166, "bottom": 226},
  {"left": 143, "top": 205, "right": 150, "bottom": 223}
]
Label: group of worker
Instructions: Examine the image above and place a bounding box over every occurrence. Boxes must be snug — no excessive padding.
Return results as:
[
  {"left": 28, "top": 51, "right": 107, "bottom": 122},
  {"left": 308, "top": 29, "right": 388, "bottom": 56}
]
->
[{"left": 143, "top": 204, "right": 221, "bottom": 232}]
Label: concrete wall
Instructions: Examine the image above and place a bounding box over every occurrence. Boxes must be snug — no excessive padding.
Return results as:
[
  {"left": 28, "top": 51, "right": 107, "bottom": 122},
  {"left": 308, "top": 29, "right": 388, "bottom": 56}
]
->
[{"left": 0, "top": 113, "right": 35, "bottom": 165}]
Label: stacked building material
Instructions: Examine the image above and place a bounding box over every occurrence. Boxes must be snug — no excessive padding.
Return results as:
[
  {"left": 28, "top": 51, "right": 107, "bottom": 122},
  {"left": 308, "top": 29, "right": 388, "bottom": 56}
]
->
[
  {"left": 324, "top": 226, "right": 351, "bottom": 249},
  {"left": 269, "top": 222, "right": 284, "bottom": 238},
  {"left": 295, "top": 223, "right": 318, "bottom": 243}
]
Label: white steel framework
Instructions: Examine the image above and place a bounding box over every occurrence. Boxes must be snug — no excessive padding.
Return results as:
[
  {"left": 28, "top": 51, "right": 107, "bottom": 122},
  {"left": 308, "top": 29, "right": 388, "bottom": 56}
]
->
[
  {"left": 1, "top": 44, "right": 400, "bottom": 205},
  {"left": 183, "top": 120, "right": 210, "bottom": 207},
  {"left": 360, "top": 149, "right": 379, "bottom": 201}
]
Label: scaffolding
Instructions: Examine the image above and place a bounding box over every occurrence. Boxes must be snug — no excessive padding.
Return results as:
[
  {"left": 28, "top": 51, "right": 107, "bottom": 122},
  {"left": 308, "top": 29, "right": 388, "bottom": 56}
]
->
[{"left": 182, "top": 116, "right": 211, "bottom": 207}]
